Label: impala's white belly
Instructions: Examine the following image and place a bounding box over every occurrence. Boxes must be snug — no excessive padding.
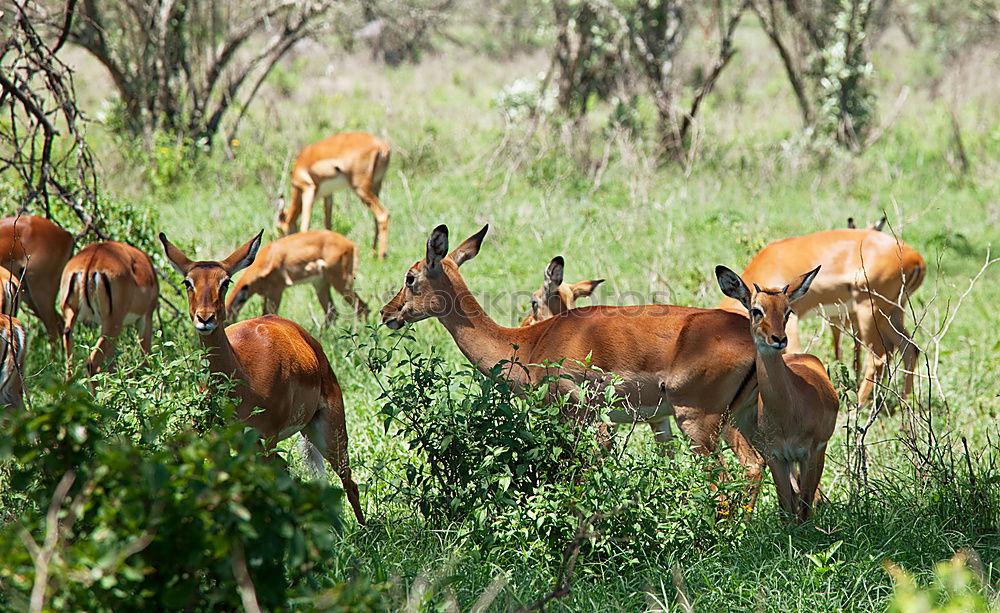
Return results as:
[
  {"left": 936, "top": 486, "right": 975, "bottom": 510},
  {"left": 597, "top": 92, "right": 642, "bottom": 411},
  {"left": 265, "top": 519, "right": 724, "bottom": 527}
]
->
[{"left": 316, "top": 174, "right": 349, "bottom": 198}]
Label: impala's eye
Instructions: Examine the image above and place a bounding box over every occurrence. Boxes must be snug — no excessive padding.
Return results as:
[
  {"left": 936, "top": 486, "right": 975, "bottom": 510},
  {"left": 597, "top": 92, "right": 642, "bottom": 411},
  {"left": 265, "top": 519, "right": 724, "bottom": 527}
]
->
[
  {"left": 220, "top": 278, "right": 231, "bottom": 292},
  {"left": 405, "top": 273, "right": 416, "bottom": 287},
  {"left": 183, "top": 278, "right": 194, "bottom": 291},
  {"left": 750, "top": 307, "right": 764, "bottom": 319}
]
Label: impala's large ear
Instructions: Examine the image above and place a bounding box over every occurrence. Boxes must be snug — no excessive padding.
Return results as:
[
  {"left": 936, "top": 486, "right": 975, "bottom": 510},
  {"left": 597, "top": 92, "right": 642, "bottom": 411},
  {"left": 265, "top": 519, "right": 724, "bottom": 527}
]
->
[
  {"left": 715, "top": 265, "right": 752, "bottom": 311},
  {"left": 449, "top": 224, "right": 488, "bottom": 267},
  {"left": 570, "top": 279, "right": 604, "bottom": 299},
  {"left": 426, "top": 224, "right": 449, "bottom": 272},
  {"left": 543, "top": 256, "right": 564, "bottom": 297},
  {"left": 872, "top": 216, "right": 887, "bottom": 232},
  {"left": 159, "top": 232, "right": 194, "bottom": 276},
  {"left": 222, "top": 230, "right": 263, "bottom": 275},
  {"left": 786, "top": 265, "right": 821, "bottom": 303}
]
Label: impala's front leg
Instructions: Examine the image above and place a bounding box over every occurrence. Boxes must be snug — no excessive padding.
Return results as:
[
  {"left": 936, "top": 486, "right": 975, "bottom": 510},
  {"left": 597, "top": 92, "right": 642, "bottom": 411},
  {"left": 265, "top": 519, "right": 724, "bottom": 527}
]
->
[{"left": 767, "top": 457, "right": 798, "bottom": 520}]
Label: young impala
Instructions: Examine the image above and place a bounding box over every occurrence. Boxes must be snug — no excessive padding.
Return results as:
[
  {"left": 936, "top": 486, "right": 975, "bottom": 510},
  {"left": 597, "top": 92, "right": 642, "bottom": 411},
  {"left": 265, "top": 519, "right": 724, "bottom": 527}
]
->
[
  {"left": 719, "top": 225, "right": 924, "bottom": 405},
  {"left": 160, "top": 231, "right": 365, "bottom": 524},
  {"left": 0, "top": 315, "right": 27, "bottom": 409},
  {"left": 381, "top": 224, "right": 764, "bottom": 494},
  {"left": 58, "top": 242, "right": 159, "bottom": 380},
  {"left": 519, "top": 256, "right": 603, "bottom": 326},
  {"left": 716, "top": 265, "right": 839, "bottom": 521},
  {"left": 0, "top": 215, "right": 75, "bottom": 343},
  {"left": 275, "top": 132, "right": 392, "bottom": 259},
  {"left": 226, "top": 230, "right": 369, "bottom": 324}
]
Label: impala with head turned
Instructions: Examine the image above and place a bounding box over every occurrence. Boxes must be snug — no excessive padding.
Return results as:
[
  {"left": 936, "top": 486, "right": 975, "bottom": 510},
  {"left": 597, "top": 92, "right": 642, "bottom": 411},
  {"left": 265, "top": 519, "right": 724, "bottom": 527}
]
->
[
  {"left": 275, "top": 132, "right": 391, "bottom": 259},
  {"left": 58, "top": 242, "right": 159, "bottom": 380},
  {"left": 519, "top": 256, "right": 603, "bottom": 327},
  {"left": 382, "top": 224, "right": 765, "bottom": 502},
  {"left": 160, "top": 231, "right": 365, "bottom": 524},
  {"left": 716, "top": 265, "right": 839, "bottom": 522},
  {"left": 0, "top": 215, "right": 74, "bottom": 343},
  {"left": 719, "top": 221, "right": 924, "bottom": 405}
]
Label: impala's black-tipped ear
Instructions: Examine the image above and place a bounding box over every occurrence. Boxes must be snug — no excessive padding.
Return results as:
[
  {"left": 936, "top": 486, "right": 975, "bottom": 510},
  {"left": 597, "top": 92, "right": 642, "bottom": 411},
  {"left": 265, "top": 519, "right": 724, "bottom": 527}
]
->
[
  {"left": 786, "top": 265, "right": 821, "bottom": 303},
  {"left": 873, "top": 216, "right": 887, "bottom": 232},
  {"left": 716, "top": 265, "right": 752, "bottom": 311},
  {"left": 570, "top": 279, "right": 604, "bottom": 299},
  {"left": 223, "top": 230, "right": 263, "bottom": 275},
  {"left": 426, "top": 225, "right": 449, "bottom": 271},
  {"left": 543, "top": 256, "right": 565, "bottom": 297},
  {"left": 450, "top": 224, "right": 489, "bottom": 267},
  {"left": 159, "top": 232, "right": 193, "bottom": 276},
  {"left": 847, "top": 217, "right": 857, "bottom": 229}
]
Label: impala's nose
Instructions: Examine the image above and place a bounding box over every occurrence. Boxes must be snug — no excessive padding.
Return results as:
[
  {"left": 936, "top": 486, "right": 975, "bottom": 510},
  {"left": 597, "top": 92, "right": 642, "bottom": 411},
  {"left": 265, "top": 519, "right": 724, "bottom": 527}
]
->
[
  {"left": 194, "top": 312, "right": 218, "bottom": 334},
  {"left": 770, "top": 334, "right": 787, "bottom": 350}
]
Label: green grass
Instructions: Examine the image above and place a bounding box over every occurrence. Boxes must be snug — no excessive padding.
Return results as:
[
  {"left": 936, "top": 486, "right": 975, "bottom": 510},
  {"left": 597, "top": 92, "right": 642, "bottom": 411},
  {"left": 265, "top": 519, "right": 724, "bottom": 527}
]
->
[{"left": 12, "top": 28, "right": 1000, "bottom": 611}]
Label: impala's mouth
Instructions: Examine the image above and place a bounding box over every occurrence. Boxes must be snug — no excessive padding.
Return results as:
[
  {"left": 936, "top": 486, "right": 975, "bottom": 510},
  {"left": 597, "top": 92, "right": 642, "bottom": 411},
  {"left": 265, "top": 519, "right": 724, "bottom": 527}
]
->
[
  {"left": 194, "top": 320, "right": 218, "bottom": 334},
  {"left": 382, "top": 316, "right": 404, "bottom": 330}
]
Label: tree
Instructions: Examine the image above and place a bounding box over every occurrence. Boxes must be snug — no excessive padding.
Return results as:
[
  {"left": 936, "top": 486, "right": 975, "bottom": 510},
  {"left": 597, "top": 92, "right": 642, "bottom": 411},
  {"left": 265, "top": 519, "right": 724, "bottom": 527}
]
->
[{"left": 28, "top": 0, "right": 339, "bottom": 147}]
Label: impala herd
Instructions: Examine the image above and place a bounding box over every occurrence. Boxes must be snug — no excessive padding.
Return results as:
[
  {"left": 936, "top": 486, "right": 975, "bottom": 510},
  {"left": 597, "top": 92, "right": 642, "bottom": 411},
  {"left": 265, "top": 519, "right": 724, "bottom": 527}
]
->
[{"left": 0, "top": 132, "right": 926, "bottom": 524}]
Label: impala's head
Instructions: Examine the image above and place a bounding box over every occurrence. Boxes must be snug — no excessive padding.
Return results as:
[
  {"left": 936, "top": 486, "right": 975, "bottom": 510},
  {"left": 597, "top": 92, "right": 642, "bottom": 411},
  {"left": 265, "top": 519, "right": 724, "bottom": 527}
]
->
[
  {"left": 380, "top": 224, "right": 488, "bottom": 330},
  {"left": 715, "top": 265, "right": 821, "bottom": 353},
  {"left": 160, "top": 231, "right": 263, "bottom": 334},
  {"left": 847, "top": 216, "right": 886, "bottom": 231},
  {"left": 520, "top": 256, "right": 603, "bottom": 326}
]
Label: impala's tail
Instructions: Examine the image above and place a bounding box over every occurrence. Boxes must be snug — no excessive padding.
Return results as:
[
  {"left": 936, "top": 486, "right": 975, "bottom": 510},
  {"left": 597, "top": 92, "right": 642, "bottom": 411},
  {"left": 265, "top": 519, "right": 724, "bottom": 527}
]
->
[{"left": 299, "top": 434, "right": 328, "bottom": 477}]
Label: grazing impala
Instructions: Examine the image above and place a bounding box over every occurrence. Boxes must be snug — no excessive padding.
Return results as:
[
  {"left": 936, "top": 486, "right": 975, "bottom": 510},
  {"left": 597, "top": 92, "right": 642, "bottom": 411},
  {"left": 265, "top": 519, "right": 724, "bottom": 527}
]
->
[
  {"left": 0, "top": 215, "right": 75, "bottom": 343},
  {"left": 0, "top": 267, "right": 20, "bottom": 316},
  {"left": 719, "top": 226, "right": 924, "bottom": 405},
  {"left": 226, "top": 230, "right": 369, "bottom": 324},
  {"left": 160, "top": 231, "right": 366, "bottom": 524},
  {"left": 519, "top": 256, "right": 603, "bottom": 326},
  {"left": 716, "top": 265, "right": 839, "bottom": 521},
  {"left": 0, "top": 316, "right": 27, "bottom": 409},
  {"left": 58, "top": 242, "right": 159, "bottom": 380},
  {"left": 380, "top": 225, "right": 764, "bottom": 492},
  {"left": 275, "top": 132, "right": 392, "bottom": 260}
]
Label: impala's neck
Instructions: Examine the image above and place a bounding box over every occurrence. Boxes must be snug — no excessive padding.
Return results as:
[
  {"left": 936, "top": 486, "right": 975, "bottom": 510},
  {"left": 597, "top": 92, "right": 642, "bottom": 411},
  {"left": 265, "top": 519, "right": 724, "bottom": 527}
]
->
[
  {"left": 199, "top": 325, "right": 244, "bottom": 386},
  {"left": 754, "top": 346, "right": 796, "bottom": 416},
  {"left": 435, "top": 272, "right": 530, "bottom": 380}
]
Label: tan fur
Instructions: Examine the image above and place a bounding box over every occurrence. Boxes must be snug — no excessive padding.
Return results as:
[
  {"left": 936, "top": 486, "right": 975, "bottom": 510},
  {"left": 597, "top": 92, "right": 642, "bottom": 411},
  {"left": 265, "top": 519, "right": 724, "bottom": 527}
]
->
[
  {"left": 519, "top": 256, "right": 603, "bottom": 327},
  {"left": 160, "top": 231, "right": 366, "bottom": 524},
  {"left": 717, "top": 266, "right": 839, "bottom": 522},
  {"left": 719, "top": 228, "right": 924, "bottom": 404},
  {"left": 0, "top": 266, "right": 20, "bottom": 317},
  {"left": 59, "top": 242, "right": 159, "bottom": 380},
  {"left": 0, "top": 316, "right": 26, "bottom": 409},
  {"left": 0, "top": 216, "right": 74, "bottom": 343},
  {"left": 275, "top": 132, "right": 392, "bottom": 260},
  {"left": 226, "top": 230, "right": 368, "bottom": 323},
  {"left": 381, "top": 225, "right": 765, "bottom": 502}
]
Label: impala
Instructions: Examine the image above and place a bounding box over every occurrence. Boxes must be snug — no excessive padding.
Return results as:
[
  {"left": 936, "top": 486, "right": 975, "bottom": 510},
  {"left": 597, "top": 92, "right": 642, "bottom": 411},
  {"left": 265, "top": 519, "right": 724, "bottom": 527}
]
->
[
  {"left": 160, "top": 231, "right": 366, "bottom": 524},
  {"left": 275, "top": 132, "right": 392, "bottom": 260},
  {"left": 0, "top": 215, "right": 75, "bottom": 343},
  {"left": 519, "top": 256, "right": 603, "bottom": 326},
  {"left": 716, "top": 265, "right": 839, "bottom": 521},
  {"left": 226, "top": 230, "right": 369, "bottom": 323},
  {"left": 718, "top": 226, "right": 924, "bottom": 405},
  {"left": 58, "top": 242, "right": 159, "bottom": 380},
  {"left": 380, "top": 225, "right": 763, "bottom": 491},
  {"left": 0, "top": 315, "right": 26, "bottom": 409},
  {"left": 0, "top": 266, "right": 20, "bottom": 317}
]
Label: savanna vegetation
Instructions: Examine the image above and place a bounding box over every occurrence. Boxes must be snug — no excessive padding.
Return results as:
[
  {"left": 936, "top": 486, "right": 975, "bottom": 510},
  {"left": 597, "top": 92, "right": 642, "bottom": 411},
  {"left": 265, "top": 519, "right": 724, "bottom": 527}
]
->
[{"left": 1, "top": 0, "right": 998, "bottom": 610}]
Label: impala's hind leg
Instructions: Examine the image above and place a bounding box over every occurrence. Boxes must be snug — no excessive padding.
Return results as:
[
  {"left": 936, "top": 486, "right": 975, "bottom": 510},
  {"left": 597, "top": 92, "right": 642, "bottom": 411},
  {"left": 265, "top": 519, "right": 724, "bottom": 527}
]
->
[{"left": 302, "top": 379, "right": 365, "bottom": 524}]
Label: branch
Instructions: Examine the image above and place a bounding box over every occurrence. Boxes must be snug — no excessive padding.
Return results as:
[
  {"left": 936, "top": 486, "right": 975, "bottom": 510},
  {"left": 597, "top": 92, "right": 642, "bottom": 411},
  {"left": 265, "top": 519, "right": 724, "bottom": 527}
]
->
[{"left": 751, "top": 0, "right": 813, "bottom": 125}]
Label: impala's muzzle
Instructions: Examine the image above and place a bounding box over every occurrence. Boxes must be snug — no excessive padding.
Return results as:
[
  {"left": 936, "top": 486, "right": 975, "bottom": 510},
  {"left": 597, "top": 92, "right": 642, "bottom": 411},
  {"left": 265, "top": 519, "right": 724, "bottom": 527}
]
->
[{"left": 194, "top": 311, "right": 219, "bottom": 334}]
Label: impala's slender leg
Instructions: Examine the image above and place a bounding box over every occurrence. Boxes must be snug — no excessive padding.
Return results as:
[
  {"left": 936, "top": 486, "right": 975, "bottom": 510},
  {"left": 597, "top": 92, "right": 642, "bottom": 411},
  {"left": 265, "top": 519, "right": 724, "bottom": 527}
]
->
[
  {"left": 24, "top": 277, "right": 65, "bottom": 344},
  {"left": 313, "top": 279, "right": 337, "bottom": 325},
  {"left": 310, "top": 378, "right": 365, "bottom": 525},
  {"left": 298, "top": 184, "right": 317, "bottom": 233},
  {"left": 62, "top": 307, "right": 78, "bottom": 381},
  {"left": 140, "top": 311, "right": 154, "bottom": 355},
  {"left": 855, "top": 302, "right": 889, "bottom": 406},
  {"left": 353, "top": 182, "right": 389, "bottom": 260},
  {"left": 323, "top": 195, "right": 334, "bottom": 230},
  {"left": 889, "top": 307, "right": 918, "bottom": 399},
  {"left": 722, "top": 424, "right": 764, "bottom": 510},
  {"left": 831, "top": 323, "right": 842, "bottom": 362},
  {"left": 87, "top": 320, "right": 122, "bottom": 378},
  {"left": 331, "top": 271, "right": 369, "bottom": 318},
  {"left": 797, "top": 448, "right": 827, "bottom": 521},
  {"left": 767, "top": 458, "right": 797, "bottom": 519},
  {"left": 262, "top": 291, "right": 283, "bottom": 316}
]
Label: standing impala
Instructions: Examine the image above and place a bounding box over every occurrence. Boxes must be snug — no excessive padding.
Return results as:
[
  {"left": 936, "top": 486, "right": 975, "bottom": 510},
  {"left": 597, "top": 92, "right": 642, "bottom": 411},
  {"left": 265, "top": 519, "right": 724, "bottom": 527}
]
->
[
  {"left": 519, "top": 256, "right": 603, "bottom": 326},
  {"left": 719, "top": 226, "right": 924, "bottom": 405},
  {"left": 716, "top": 265, "right": 839, "bottom": 521},
  {"left": 275, "top": 132, "right": 392, "bottom": 260},
  {"left": 0, "top": 315, "right": 27, "bottom": 409},
  {"left": 160, "top": 231, "right": 366, "bottom": 524},
  {"left": 0, "top": 215, "right": 75, "bottom": 343},
  {"left": 226, "top": 230, "right": 368, "bottom": 323},
  {"left": 59, "top": 242, "right": 159, "bottom": 380},
  {"left": 380, "top": 225, "right": 764, "bottom": 490}
]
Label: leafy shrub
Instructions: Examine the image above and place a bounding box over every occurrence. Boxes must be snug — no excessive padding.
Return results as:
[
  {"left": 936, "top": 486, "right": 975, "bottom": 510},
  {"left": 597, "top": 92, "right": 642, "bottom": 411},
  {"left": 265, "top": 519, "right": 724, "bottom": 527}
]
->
[
  {"left": 360, "top": 332, "right": 738, "bottom": 568},
  {"left": 887, "top": 551, "right": 1000, "bottom": 613},
  {"left": 0, "top": 367, "right": 345, "bottom": 610}
]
